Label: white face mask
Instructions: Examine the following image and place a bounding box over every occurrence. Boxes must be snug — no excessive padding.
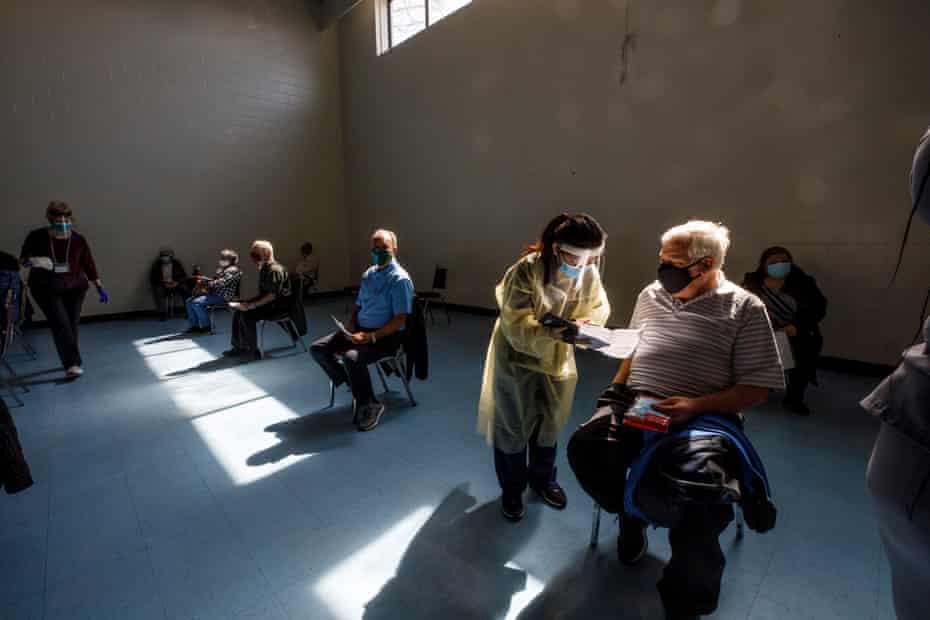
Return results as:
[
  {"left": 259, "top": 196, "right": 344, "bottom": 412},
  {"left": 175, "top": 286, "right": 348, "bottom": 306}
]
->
[{"left": 218, "top": 260, "right": 231, "bottom": 268}]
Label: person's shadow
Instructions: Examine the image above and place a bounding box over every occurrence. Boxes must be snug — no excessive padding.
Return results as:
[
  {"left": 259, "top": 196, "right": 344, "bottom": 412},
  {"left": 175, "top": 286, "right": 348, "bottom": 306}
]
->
[
  {"left": 247, "top": 406, "right": 359, "bottom": 465},
  {"left": 516, "top": 545, "right": 666, "bottom": 620},
  {"left": 363, "top": 485, "right": 541, "bottom": 620}
]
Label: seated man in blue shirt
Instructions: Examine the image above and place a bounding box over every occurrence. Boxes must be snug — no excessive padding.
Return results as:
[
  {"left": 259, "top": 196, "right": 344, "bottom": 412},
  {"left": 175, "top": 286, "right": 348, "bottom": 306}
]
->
[{"left": 311, "top": 229, "right": 415, "bottom": 431}]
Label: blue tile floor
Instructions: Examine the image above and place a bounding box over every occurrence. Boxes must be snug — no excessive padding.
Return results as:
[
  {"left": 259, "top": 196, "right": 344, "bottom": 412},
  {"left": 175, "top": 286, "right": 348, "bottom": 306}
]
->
[{"left": 1, "top": 300, "right": 895, "bottom": 619}]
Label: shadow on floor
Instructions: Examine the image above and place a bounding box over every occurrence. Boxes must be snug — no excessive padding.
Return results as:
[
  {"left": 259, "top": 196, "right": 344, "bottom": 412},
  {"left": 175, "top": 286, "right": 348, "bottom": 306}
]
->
[
  {"left": 517, "top": 548, "right": 666, "bottom": 619},
  {"left": 14, "top": 368, "right": 74, "bottom": 387},
  {"left": 362, "top": 484, "right": 541, "bottom": 620},
  {"left": 247, "top": 406, "right": 360, "bottom": 465}
]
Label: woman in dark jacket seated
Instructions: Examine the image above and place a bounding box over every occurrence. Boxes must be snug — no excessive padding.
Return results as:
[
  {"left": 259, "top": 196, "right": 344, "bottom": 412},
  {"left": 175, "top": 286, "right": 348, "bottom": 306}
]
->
[{"left": 742, "top": 247, "right": 827, "bottom": 415}]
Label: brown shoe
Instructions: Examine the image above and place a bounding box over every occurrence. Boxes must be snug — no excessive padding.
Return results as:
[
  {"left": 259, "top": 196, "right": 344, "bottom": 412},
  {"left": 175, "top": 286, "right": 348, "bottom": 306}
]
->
[{"left": 532, "top": 483, "right": 568, "bottom": 509}]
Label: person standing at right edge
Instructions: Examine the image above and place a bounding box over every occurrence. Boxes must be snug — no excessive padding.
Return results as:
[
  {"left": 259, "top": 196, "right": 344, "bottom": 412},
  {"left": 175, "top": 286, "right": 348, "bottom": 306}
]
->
[
  {"left": 19, "top": 201, "right": 109, "bottom": 379},
  {"left": 862, "top": 126, "right": 930, "bottom": 620},
  {"left": 478, "top": 213, "right": 610, "bottom": 521}
]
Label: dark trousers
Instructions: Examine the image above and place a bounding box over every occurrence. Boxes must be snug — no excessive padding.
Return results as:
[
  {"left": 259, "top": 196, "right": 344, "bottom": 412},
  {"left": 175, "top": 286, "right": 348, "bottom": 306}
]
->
[
  {"left": 29, "top": 285, "right": 86, "bottom": 368},
  {"left": 568, "top": 406, "right": 733, "bottom": 617},
  {"left": 785, "top": 367, "right": 809, "bottom": 403},
  {"left": 231, "top": 305, "right": 284, "bottom": 352},
  {"left": 152, "top": 284, "right": 187, "bottom": 317},
  {"left": 494, "top": 421, "right": 557, "bottom": 498},
  {"left": 311, "top": 330, "right": 403, "bottom": 406}
]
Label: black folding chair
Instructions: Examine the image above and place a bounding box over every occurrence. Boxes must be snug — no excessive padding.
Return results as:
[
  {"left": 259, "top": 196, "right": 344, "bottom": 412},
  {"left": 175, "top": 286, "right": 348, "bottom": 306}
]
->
[
  {"left": 327, "top": 344, "right": 417, "bottom": 423},
  {"left": 257, "top": 272, "right": 308, "bottom": 359},
  {"left": 207, "top": 280, "right": 241, "bottom": 335},
  {"left": 1, "top": 289, "right": 27, "bottom": 408},
  {"left": 417, "top": 266, "right": 450, "bottom": 325}
]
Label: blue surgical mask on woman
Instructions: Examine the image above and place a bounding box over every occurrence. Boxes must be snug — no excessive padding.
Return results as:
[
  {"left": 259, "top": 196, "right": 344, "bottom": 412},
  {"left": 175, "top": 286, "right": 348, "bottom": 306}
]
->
[
  {"left": 766, "top": 261, "right": 792, "bottom": 279},
  {"left": 52, "top": 222, "right": 71, "bottom": 235},
  {"left": 559, "top": 261, "right": 584, "bottom": 279}
]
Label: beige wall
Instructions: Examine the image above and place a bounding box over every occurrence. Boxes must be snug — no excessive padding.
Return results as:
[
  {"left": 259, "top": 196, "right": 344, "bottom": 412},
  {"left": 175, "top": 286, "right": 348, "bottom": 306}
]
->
[
  {"left": 0, "top": 0, "right": 349, "bottom": 315},
  {"left": 338, "top": 0, "right": 930, "bottom": 365}
]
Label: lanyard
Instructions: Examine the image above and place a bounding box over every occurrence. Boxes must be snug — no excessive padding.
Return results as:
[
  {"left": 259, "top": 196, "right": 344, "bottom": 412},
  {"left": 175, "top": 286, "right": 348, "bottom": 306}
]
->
[{"left": 49, "top": 234, "right": 72, "bottom": 266}]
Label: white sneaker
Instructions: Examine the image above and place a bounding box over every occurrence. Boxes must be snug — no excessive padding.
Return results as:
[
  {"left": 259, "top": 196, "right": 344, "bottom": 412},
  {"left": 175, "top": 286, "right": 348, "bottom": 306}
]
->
[{"left": 66, "top": 366, "right": 84, "bottom": 378}]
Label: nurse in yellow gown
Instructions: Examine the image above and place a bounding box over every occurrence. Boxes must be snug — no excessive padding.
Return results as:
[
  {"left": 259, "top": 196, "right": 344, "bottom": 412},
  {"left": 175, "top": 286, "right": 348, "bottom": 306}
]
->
[{"left": 478, "top": 213, "right": 610, "bottom": 521}]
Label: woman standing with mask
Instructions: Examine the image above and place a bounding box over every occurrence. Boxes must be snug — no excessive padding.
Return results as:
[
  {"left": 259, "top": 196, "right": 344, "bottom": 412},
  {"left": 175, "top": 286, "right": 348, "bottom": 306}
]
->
[
  {"left": 19, "top": 201, "right": 109, "bottom": 379},
  {"left": 742, "top": 247, "right": 827, "bottom": 415},
  {"left": 478, "top": 213, "right": 610, "bottom": 521}
]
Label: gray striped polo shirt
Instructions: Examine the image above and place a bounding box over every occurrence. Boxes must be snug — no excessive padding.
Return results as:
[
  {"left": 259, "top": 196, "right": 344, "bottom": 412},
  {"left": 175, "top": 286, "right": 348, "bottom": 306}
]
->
[{"left": 628, "top": 278, "right": 785, "bottom": 399}]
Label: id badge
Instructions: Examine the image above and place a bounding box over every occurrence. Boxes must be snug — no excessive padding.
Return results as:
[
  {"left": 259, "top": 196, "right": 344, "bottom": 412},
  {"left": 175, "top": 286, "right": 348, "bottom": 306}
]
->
[{"left": 54, "top": 263, "right": 70, "bottom": 274}]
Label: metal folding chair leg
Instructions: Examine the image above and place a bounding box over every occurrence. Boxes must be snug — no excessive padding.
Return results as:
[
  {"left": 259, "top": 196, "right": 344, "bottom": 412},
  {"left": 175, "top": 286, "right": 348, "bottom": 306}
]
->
[
  {"left": 397, "top": 362, "right": 417, "bottom": 406},
  {"left": 735, "top": 507, "right": 745, "bottom": 540},
  {"left": 17, "top": 331, "right": 37, "bottom": 359},
  {"left": 375, "top": 364, "right": 390, "bottom": 393},
  {"left": 590, "top": 502, "right": 602, "bottom": 548}
]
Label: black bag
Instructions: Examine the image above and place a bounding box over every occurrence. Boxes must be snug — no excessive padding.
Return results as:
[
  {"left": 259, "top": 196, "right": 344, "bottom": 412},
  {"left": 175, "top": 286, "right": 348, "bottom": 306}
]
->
[{"left": 635, "top": 434, "right": 743, "bottom": 529}]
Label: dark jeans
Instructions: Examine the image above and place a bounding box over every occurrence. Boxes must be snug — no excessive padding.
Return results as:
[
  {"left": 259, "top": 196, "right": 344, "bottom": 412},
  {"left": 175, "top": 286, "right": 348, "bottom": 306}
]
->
[
  {"left": 230, "top": 304, "right": 287, "bottom": 352},
  {"left": 494, "top": 420, "right": 557, "bottom": 498},
  {"left": 311, "top": 330, "right": 403, "bottom": 407},
  {"left": 568, "top": 404, "right": 734, "bottom": 617},
  {"left": 29, "top": 285, "right": 86, "bottom": 368}
]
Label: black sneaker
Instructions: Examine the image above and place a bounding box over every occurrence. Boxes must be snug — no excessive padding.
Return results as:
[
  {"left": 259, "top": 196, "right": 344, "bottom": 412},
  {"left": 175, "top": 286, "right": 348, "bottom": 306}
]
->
[
  {"left": 617, "top": 515, "right": 648, "bottom": 565},
  {"left": 183, "top": 327, "right": 202, "bottom": 335},
  {"left": 783, "top": 398, "right": 811, "bottom": 416},
  {"left": 357, "top": 403, "right": 385, "bottom": 432},
  {"left": 501, "top": 493, "right": 525, "bottom": 521},
  {"left": 531, "top": 483, "right": 568, "bottom": 509},
  {"left": 221, "top": 348, "right": 244, "bottom": 357}
]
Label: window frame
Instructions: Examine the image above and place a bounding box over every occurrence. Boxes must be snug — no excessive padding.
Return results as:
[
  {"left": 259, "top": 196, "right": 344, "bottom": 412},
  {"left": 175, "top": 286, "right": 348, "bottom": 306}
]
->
[{"left": 378, "top": 0, "right": 470, "bottom": 55}]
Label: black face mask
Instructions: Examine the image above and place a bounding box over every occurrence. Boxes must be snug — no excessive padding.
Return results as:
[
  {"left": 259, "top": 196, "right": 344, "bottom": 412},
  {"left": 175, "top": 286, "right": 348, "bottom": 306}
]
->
[{"left": 658, "top": 259, "right": 706, "bottom": 294}]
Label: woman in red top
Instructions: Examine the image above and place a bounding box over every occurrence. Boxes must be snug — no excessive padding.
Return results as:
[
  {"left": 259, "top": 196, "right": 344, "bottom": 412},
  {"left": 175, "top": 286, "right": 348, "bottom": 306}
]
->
[{"left": 19, "top": 202, "right": 108, "bottom": 378}]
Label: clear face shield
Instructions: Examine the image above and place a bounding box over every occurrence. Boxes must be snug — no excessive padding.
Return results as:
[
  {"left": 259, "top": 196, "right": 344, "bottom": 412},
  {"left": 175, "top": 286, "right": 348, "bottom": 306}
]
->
[{"left": 554, "top": 242, "right": 606, "bottom": 288}]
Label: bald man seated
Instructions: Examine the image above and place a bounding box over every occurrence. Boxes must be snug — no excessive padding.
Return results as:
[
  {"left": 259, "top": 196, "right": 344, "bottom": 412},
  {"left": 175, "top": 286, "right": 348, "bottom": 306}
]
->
[{"left": 310, "top": 229, "right": 415, "bottom": 432}]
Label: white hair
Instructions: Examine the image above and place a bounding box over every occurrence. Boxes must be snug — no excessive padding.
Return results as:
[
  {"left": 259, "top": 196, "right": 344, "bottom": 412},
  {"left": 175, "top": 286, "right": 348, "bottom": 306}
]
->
[
  {"left": 661, "top": 220, "right": 731, "bottom": 268},
  {"left": 372, "top": 229, "right": 398, "bottom": 252},
  {"left": 251, "top": 240, "right": 275, "bottom": 262}
]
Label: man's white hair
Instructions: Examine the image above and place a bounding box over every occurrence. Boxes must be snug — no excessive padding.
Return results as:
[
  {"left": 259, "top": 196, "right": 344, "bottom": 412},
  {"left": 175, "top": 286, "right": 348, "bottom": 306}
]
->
[
  {"left": 372, "top": 229, "right": 398, "bottom": 252},
  {"left": 251, "top": 240, "right": 275, "bottom": 262},
  {"left": 661, "top": 220, "right": 731, "bottom": 269}
]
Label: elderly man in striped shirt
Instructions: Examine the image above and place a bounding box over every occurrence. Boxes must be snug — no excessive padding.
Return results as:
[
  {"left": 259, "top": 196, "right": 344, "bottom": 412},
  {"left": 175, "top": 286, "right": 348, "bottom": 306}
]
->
[{"left": 578, "top": 220, "right": 784, "bottom": 620}]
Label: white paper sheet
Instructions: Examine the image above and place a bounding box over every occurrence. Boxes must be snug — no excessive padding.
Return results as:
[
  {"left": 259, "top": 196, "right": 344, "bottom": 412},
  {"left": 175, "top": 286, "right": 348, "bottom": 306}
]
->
[
  {"left": 774, "top": 330, "right": 795, "bottom": 370},
  {"left": 578, "top": 324, "right": 641, "bottom": 359},
  {"left": 332, "top": 315, "right": 354, "bottom": 339}
]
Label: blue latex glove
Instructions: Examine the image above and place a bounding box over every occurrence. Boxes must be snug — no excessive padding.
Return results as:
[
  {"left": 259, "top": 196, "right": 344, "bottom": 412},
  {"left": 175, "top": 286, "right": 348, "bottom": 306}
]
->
[{"left": 96, "top": 285, "right": 110, "bottom": 304}]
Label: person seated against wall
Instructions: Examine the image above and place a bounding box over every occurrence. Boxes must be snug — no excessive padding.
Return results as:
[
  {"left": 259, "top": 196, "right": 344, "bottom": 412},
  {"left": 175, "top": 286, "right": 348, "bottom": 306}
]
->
[
  {"left": 149, "top": 248, "right": 188, "bottom": 321},
  {"left": 295, "top": 241, "right": 320, "bottom": 297},
  {"left": 224, "top": 241, "right": 290, "bottom": 361},
  {"left": 183, "top": 249, "right": 242, "bottom": 335},
  {"left": 310, "top": 229, "right": 414, "bottom": 432},
  {"left": 741, "top": 246, "right": 827, "bottom": 416},
  {"left": 569, "top": 221, "right": 784, "bottom": 620}
]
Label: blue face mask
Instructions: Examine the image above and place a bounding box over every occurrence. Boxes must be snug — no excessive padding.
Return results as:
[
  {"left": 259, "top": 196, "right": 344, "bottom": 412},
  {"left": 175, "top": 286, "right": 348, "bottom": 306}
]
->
[
  {"left": 559, "top": 261, "right": 583, "bottom": 279},
  {"left": 52, "top": 222, "right": 71, "bottom": 235},
  {"left": 766, "top": 261, "right": 792, "bottom": 279}
]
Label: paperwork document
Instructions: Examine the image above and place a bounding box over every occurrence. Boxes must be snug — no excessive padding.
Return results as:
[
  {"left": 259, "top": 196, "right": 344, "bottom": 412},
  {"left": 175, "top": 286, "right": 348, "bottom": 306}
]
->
[
  {"left": 773, "top": 330, "right": 795, "bottom": 370},
  {"left": 332, "top": 315, "right": 354, "bottom": 339},
  {"left": 578, "top": 323, "right": 641, "bottom": 359}
]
